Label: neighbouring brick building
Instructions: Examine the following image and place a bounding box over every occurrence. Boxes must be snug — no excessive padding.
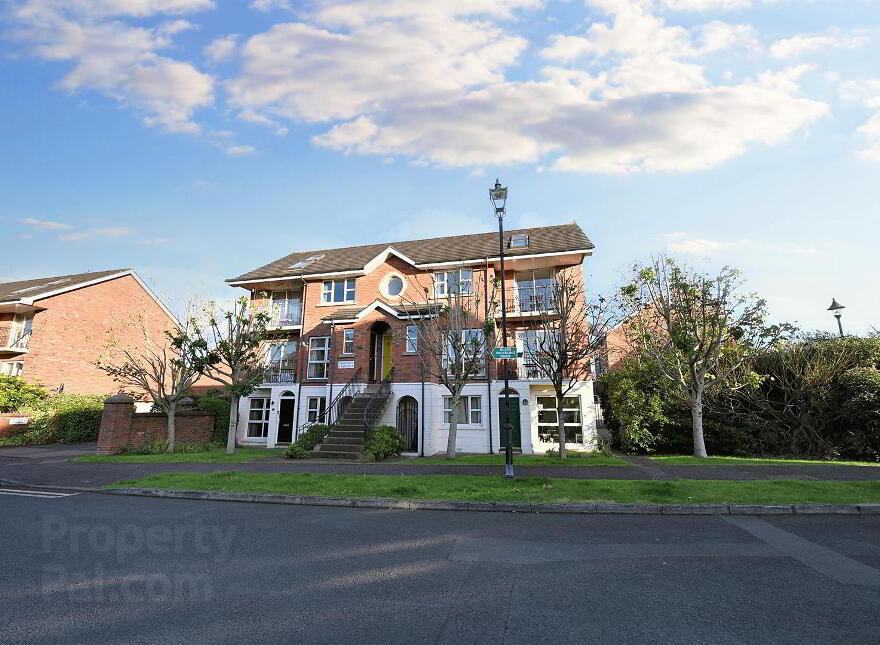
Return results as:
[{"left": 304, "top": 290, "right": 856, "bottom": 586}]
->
[
  {"left": 0, "top": 269, "right": 177, "bottom": 395},
  {"left": 226, "top": 222, "right": 600, "bottom": 456}
]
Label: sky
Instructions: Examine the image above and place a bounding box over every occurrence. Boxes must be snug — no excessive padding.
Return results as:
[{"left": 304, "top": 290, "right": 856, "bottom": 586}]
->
[{"left": 1, "top": 0, "right": 878, "bottom": 333}]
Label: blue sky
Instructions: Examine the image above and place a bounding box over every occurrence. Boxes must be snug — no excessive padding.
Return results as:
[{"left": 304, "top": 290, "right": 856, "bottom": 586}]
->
[{"left": 1, "top": 0, "right": 878, "bottom": 333}]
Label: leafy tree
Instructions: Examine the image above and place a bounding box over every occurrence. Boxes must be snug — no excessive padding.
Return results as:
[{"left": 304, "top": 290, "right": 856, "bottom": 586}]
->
[
  {"left": 520, "top": 266, "right": 619, "bottom": 457},
  {"left": 620, "top": 256, "right": 792, "bottom": 457},
  {"left": 96, "top": 316, "right": 202, "bottom": 452},
  {"left": 176, "top": 297, "right": 270, "bottom": 454}
]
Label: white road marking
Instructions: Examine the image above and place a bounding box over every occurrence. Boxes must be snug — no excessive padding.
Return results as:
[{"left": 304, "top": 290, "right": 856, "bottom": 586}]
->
[{"left": 0, "top": 488, "right": 79, "bottom": 499}]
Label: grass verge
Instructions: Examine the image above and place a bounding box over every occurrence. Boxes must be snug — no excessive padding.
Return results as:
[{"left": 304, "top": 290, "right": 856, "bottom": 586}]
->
[
  {"left": 402, "top": 453, "right": 628, "bottom": 467},
  {"left": 650, "top": 455, "right": 880, "bottom": 467},
  {"left": 74, "top": 448, "right": 287, "bottom": 464},
  {"left": 107, "top": 472, "right": 880, "bottom": 505}
]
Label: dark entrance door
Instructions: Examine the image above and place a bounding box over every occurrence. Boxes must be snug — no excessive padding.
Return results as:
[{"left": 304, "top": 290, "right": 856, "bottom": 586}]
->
[
  {"left": 397, "top": 397, "right": 418, "bottom": 452},
  {"left": 278, "top": 398, "right": 295, "bottom": 443},
  {"left": 498, "top": 396, "right": 521, "bottom": 449}
]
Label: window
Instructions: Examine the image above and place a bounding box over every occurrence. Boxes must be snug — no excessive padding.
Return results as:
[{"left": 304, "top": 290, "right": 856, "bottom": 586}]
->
[
  {"left": 290, "top": 254, "right": 324, "bottom": 270},
  {"left": 307, "top": 397, "right": 327, "bottom": 423},
  {"left": 434, "top": 268, "right": 473, "bottom": 297},
  {"left": 307, "top": 336, "right": 329, "bottom": 378},
  {"left": 342, "top": 329, "right": 354, "bottom": 355},
  {"left": 247, "top": 398, "right": 270, "bottom": 438},
  {"left": 443, "top": 329, "right": 485, "bottom": 375},
  {"left": 405, "top": 325, "right": 418, "bottom": 353},
  {"left": 268, "top": 340, "right": 297, "bottom": 365},
  {"left": 537, "top": 396, "right": 583, "bottom": 443},
  {"left": 443, "top": 396, "right": 482, "bottom": 425},
  {"left": 384, "top": 275, "right": 405, "bottom": 297},
  {"left": 321, "top": 278, "right": 356, "bottom": 304},
  {"left": 271, "top": 290, "right": 302, "bottom": 325},
  {"left": 1, "top": 361, "right": 23, "bottom": 377},
  {"left": 515, "top": 269, "right": 555, "bottom": 312},
  {"left": 510, "top": 233, "right": 529, "bottom": 248}
]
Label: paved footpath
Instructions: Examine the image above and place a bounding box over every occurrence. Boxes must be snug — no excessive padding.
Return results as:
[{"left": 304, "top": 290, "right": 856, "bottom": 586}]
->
[
  {"left": 1, "top": 445, "right": 879, "bottom": 490},
  {"left": 1, "top": 491, "right": 878, "bottom": 644}
]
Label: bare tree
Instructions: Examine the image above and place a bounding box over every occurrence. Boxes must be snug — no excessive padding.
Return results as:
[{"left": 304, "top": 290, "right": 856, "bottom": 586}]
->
[
  {"left": 96, "top": 316, "right": 202, "bottom": 452},
  {"left": 520, "top": 266, "right": 619, "bottom": 458},
  {"left": 400, "top": 270, "right": 495, "bottom": 459},
  {"left": 620, "top": 256, "right": 792, "bottom": 457},
  {"left": 176, "top": 297, "right": 271, "bottom": 454}
]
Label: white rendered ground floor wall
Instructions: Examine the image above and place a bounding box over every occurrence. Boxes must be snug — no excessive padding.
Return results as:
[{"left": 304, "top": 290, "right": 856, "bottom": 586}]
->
[{"left": 236, "top": 380, "right": 598, "bottom": 455}]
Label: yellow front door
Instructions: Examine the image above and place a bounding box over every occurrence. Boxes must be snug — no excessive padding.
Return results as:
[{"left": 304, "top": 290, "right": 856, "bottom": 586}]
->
[{"left": 382, "top": 333, "right": 393, "bottom": 379}]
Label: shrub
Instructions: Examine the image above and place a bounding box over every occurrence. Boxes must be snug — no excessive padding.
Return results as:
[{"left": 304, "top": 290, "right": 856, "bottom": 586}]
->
[
  {"left": 122, "top": 439, "right": 223, "bottom": 455},
  {"left": 284, "top": 424, "right": 330, "bottom": 459},
  {"left": 8, "top": 394, "right": 106, "bottom": 446},
  {"left": 190, "top": 389, "right": 231, "bottom": 443},
  {"left": 364, "top": 425, "right": 405, "bottom": 462},
  {"left": 0, "top": 376, "right": 48, "bottom": 413}
]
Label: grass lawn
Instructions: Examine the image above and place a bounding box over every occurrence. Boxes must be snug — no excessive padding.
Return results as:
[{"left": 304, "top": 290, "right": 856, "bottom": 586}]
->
[
  {"left": 74, "top": 448, "right": 287, "bottom": 464},
  {"left": 107, "top": 471, "right": 880, "bottom": 505},
  {"left": 650, "top": 455, "right": 880, "bottom": 467},
  {"left": 403, "top": 453, "right": 628, "bottom": 467}
]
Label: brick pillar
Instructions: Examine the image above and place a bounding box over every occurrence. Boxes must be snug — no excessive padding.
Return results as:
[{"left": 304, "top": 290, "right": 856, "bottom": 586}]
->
[{"left": 96, "top": 394, "right": 135, "bottom": 455}]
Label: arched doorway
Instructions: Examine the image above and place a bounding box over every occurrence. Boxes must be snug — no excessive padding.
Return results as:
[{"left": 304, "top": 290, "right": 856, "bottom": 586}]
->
[
  {"left": 368, "top": 321, "right": 393, "bottom": 382},
  {"left": 277, "top": 391, "right": 296, "bottom": 443},
  {"left": 498, "top": 388, "right": 521, "bottom": 449},
  {"left": 396, "top": 396, "right": 418, "bottom": 452}
]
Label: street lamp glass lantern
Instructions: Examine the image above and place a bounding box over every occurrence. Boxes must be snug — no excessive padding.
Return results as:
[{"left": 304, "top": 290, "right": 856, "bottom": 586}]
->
[{"left": 490, "top": 179, "right": 507, "bottom": 216}]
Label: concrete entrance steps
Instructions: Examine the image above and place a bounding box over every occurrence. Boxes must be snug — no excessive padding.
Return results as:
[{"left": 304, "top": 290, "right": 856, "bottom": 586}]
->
[{"left": 310, "top": 390, "right": 389, "bottom": 460}]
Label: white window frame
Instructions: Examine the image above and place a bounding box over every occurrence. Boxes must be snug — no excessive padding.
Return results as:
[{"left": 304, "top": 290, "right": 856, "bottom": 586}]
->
[
  {"left": 405, "top": 325, "right": 418, "bottom": 353},
  {"left": 342, "top": 329, "right": 355, "bottom": 355},
  {"left": 290, "top": 254, "right": 324, "bottom": 270},
  {"left": 307, "top": 396, "right": 327, "bottom": 423},
  {"left": 443, "top": 395, "right": 483, "bottom": 427},
  {"left": 515, "top": 268, "right": 555, "bottom": 312},
  {"left": 443, "top": 328, "right": 485, "bottom": 376},
  {"left": 247, "top": 397, "right": 270, "bottom": 438},
  {"left": 434, "top": 268, "right": 473, "bottom": 298},
  {"left": 537, "top": 395, "right": 583, "bottom": 443},
  {"left": 268, "top": 340, "right": 297, "bottom": 365},
  {"left": 1, "top": 361, "right": 23, "bottom": 377},
  {"left": 510, "top": 233, "right": 529, "bottom": 248},
  {"left": 307, "top": 336, "right": 330, "bottom": 379},
  {"left": 321, "top": 278, "right": 356, "bottom": 304}
]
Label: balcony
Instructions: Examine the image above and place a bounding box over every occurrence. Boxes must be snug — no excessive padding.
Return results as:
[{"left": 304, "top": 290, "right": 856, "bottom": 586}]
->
[
  {"left": 496, "top": 286, "right": 557, "bottom": 319},
  {"left": 270, "top": 301, "right": 302, "bottom": 328},
  {"left": 496, "top": 358, "right": 551, "bottom": 381},
  {"left": 260, "top": 360, "right": 297, "bottom": 384},
  {"left": 0, "top": 328, "right": 31, "bottom": 356}
]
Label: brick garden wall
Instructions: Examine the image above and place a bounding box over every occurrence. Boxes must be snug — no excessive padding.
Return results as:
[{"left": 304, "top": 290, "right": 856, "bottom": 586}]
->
[
  {"left": 96, "top": 395, "right": 214, "bottom": 455},
  {"left": 0, "top": 413, "right": 30, "bottom": 437}
]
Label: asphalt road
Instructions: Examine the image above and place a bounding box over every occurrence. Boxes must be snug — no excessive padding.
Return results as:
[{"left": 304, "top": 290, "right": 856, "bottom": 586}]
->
[{"left": 1, "top": 492, "right": 878, "bottom": 644}]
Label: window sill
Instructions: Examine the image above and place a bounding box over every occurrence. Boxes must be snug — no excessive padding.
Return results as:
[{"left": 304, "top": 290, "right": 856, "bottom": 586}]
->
[{"left": 316, "top": 301, "right": 356, "bottom": 307}]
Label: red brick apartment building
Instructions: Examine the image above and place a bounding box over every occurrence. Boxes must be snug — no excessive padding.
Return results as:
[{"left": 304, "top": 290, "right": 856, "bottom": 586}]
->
[
  {"left": 0, "top": 269, "right": 176, "bottom": 395},
  {"left": 226, "top": 223, "right": 601, "bottom": 456}
]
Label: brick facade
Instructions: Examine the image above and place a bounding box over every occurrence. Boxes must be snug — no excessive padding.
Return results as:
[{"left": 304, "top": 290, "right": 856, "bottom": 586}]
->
[
  {"left": 96, "top": 394, "right": 214, "bottom": 455},
  {"left": 14, "top": 274, "right": 174, "bottom": 394}
]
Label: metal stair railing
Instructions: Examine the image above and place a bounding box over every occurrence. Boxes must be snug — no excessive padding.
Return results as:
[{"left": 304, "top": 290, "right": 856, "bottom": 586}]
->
[
  {"left": 362, "top": 368, "right": 394, "bottom": 442},
  {"left": 295, "top": 367, "right": 362, "bottom": 437}
]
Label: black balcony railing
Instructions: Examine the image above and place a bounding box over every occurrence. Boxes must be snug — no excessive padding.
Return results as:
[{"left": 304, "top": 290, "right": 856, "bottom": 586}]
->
[
  {"left": 261, "top": 360, "right": 297, "bottom": 384},
  {"left": 497, "top": 358, "right": 548, "bottom": 380}
]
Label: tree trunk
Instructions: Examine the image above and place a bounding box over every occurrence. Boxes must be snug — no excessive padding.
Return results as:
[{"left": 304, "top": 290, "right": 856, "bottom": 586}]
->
[
  {"left": 556, "top": 392, "right": 567, "bottom": 459},
  {"left": 690, "top": 389, "right": 708, "bottom": 458},
  {"left": 226, "top": 394, "right": 239, "bottom": 455},
  {"left": 446, "top": 392, "right": 460, "bottom": 459},
  {"left": 166, "top": 402, "right": 176, "bottom": 453}
]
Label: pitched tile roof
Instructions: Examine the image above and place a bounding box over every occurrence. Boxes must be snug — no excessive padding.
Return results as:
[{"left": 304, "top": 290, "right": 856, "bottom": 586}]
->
[
  {"left": 0, "top": 269, "right": 131, "bottom": 303},
  {"left": 228, "top": 222, "right": 593, "bottom": 283}
]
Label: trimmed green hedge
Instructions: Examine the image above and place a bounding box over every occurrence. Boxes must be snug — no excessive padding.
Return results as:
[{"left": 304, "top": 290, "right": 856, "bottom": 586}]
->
[
  {"left": 0, "top": 394, "right": 105, "bottom": 446},
  {"left": 364, "top": 425, "right": 405, "bottom": 462},
  {"left": 0, "top": 376, "right": 48, "bottom": 413}
]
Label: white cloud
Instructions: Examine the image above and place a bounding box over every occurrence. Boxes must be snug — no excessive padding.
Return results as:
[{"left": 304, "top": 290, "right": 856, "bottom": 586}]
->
[
  {"left": 20, "top": 217, "right": 72, "bottom": 230},
  {"left": 249, "top": 0, "right": 290, "bottom": 10},
  {"left": 665, "top": 234, "right": 818, "bottom": 257},
  {"left": 225, "top": 144, "right": 257, "bottom": 156},
  {"left": 770, "top": 33, "right": 868, "bottom": 59},
  {"left": 840, "top": 79, "right": 880, "bottom": 161},
  {"left": 660, "top": 0, "right": 751, "bottom": 9},
  {"left": 57, "top": 226, "right": 134, "bottom": 241},
  {"left": 139, "top": 236, "right": 171, "bottom": 245},
  {"left": 13, "top": 1, "right": 214, "bottom": 133},
  {"left": 226, "top": 0, "right": 823, "bottom": 173},
  {"left": 204, "top": 34, "right": 238, "bottom": 63}
]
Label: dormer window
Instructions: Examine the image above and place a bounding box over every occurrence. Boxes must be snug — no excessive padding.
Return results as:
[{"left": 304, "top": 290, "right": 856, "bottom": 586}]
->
[
  {"left": 509, "top": 234, "right": 529, "bottom": 248},
  {"left": 290, "top": 255, "right": 324, "bottom": 270}
]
